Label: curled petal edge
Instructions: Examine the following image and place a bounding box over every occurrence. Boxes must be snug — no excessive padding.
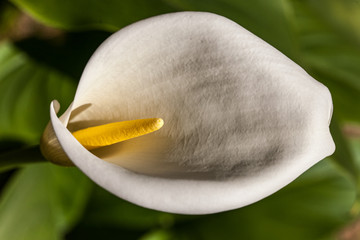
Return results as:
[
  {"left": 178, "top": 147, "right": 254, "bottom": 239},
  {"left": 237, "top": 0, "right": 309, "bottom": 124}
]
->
[{"left": 50, "top": 101, "right": 335, "bottom": 214}]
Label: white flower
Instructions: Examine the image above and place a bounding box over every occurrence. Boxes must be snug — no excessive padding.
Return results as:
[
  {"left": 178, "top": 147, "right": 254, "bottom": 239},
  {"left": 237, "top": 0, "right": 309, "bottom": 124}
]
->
[{"left": 40, "top": 12, "right": 335, "bottom": 214}]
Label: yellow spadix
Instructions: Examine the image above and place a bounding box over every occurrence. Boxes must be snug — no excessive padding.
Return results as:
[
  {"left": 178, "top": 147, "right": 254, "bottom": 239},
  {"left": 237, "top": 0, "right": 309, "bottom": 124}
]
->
[{"left": 72, "top": 118, "right": 164, "bottom": 150}]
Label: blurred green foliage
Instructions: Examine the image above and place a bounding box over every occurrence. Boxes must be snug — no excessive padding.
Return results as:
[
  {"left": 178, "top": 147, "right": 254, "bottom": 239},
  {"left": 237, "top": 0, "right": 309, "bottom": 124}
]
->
[
  {"left": 0, "top": 164, "right": 91, "bottom": 240},
  {"left": 0, "top": 0, "right": 360, "bottom": 239},
  {"left": 0, "top": 42, "right": 76, "bottom": 143}
]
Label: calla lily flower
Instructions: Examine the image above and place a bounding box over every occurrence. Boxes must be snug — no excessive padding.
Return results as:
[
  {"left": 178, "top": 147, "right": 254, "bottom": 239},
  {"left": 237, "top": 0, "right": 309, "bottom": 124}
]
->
[{"left": 40, "top": 12, "right": 335, "bottom": 214}]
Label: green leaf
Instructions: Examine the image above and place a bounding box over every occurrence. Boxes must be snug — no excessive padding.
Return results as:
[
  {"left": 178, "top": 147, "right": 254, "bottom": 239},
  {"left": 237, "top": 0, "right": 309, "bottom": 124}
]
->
[
  {"left": 174, "top": 159, "right": 355, "bottom": 240},
  {"left": 66, "top": 183, "right": 198, "bottom": 239},
  {"left": 11, "top": 0, "right": 296, "bottom": 59},
  {"left": 9, "top": 0, "right": 360, "bottom": 124},
  {"left": 10, "top": 0, "right": 179, "bottom": 31},
  {"left": 306, "top": 0, "right": 360, "bottom": 45},
  {"left": 0, "top": 145, "right": 45, "bottom": 172},
  {"left": 0, "top": 163, "right": 91, "bottom": 240},
  {"left": 69, "top": 158, "right": 355, "bottom": 240},
  {"left": 0, "top": 42, "right": 76, "bottom": 144},
  {"left": 14, "top": 32, "right": 110, "bottom": 80},
  {"left": 76, "top": 184, "right": 179, "bottom": 230}
]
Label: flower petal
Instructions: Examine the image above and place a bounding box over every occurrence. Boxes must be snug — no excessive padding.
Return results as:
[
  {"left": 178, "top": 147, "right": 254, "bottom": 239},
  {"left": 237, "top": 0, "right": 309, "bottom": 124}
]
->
[
  {"left": 51, "top": 100, "right": 333, "bottom": 214},
  {"left": 64, "top": 12, "right": 334, "bottom": 176},
  {"left": 47, "top": 12, "right": 335, "bottom": 214}
]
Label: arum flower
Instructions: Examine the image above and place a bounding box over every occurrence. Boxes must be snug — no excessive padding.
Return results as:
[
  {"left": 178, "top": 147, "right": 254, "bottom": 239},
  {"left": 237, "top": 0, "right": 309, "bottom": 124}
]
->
[{"left": 40, "top": 12, "right": 335, "bottom": 214}]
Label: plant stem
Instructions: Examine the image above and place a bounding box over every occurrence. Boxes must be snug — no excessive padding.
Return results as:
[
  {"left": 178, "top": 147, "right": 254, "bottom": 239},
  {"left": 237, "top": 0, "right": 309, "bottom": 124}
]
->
[{"left": 0, "top": 145, "right": 46, "bottom": 172}]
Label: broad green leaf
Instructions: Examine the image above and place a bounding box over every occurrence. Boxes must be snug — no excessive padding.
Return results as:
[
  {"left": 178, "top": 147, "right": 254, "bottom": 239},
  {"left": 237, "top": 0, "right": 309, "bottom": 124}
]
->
[
  {"left": 174, "top": 159, "right": 355, "bottom": 240},
  {"left": 10, "top": 0, "right": 295, "bottom": 59},
  {"left": 0, "top": 42, "right": 76, "bottom": 144},
  {"left": 306, "top": 0, "right": 360, "bottom": 44},
  {"left": 0, "top": 145, "right": 44, "bottom": 172},
  {"left": 0, "top": 163, "right": 91, "bottom": 240},
  {"left": 75, "top": 184, "right": 183, "bottom": 230},
  {"left": 14, "top": 31, "right": 110, "bottom": 80},
  {"left": 65, "top": 184, "right": 198, "bottom": 240},
  {"left": 10, "top": 0, "right": 178, "bottom": 31},
  {"left": 8, "top": 0, "right": 360, "bottom": 124},
  {"left": 68, "top": 159, "right": 355, "bottom": 240}
]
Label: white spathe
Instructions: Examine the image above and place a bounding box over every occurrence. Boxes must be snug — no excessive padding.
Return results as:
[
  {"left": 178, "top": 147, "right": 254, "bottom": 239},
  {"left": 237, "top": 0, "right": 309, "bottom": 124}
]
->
[{"left": 43, "top": 11, "right": 335, "bottom": 214}]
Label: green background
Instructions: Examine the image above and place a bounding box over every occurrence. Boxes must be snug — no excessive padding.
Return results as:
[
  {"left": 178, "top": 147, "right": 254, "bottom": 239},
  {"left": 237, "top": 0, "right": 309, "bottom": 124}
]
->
[{"left": 0, "top": 0, "right": 360, "bottom": 239}]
